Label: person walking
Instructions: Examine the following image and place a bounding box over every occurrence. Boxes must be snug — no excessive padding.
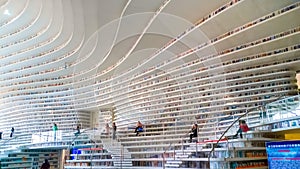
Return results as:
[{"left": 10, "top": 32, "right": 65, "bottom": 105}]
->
[{"left": 10, "top": 127, "right": 14, "bottom": 138}]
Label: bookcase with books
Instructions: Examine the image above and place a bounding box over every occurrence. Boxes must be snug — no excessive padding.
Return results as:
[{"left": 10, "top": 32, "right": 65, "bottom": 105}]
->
[
  {"left": 0, "top": 149, "right": 59, "bottom": 169},
  {"left": 197, "top": 95, "right": 300, "bottom": 169},
  {"left": 206, "top": 137, "right": 271, "bottom": 169},
  {"left": 64, "top": 147, "right": 114, "bottom": 168}
]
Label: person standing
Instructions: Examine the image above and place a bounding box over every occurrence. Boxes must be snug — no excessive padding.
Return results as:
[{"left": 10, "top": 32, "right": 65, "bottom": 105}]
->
[
  {"left": 10, "top": 127, "right": 14, "bottom": 138},
  {"left": 112, "top": 122, "right": 117, "bottom": 140},
  {"left": 75, "top": 124, "right": 80, "bottom": 136},
  {"left": 105, "top": 123, "right": 110, "bottom": 136},
  {"left": 53, "top": 123, "right": 58, "bottom": 141},
  {"left": 0, "top": 131, "right": 2, "bottom": 139}
]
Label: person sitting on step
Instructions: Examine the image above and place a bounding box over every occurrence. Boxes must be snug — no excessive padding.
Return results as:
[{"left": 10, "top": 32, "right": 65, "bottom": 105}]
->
[
  {"left": 233, "top": 120, "right": 249, "bottom": 138},
  {"left": 189, "top": 123, "right": 198, "bottom": 143},
  {"left": 134, "top": 121, "right": 143, "bottom": 136}
]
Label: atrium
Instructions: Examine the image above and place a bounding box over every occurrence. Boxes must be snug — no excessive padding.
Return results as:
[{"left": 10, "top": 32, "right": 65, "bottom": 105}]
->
[{"left": 0, "top": 0, "right": 299, "bottom": 168}]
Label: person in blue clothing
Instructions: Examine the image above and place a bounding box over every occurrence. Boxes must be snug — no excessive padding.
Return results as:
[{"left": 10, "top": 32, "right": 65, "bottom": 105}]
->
[{"left": 134, "top": 121, "right": 143, "bottom": 136}]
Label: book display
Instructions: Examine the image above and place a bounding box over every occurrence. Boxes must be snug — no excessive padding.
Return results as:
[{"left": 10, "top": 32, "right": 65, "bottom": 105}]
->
[
  {"left": 0, "top": 1, "right": 299, "bottom": 169},
  {"left": 64, "top": 147, "right": 114, "bottom": 168},
  {"left": 0, "top": 149, "right": 59, "bottom": 169}
]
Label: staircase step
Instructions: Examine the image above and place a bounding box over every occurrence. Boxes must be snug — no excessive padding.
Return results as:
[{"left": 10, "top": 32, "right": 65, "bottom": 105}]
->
[
  {"left": 175, "top": 154, "right": 189, "bottom": 158},
  {"left": 165, "top": 163, "right": 180, "bottom": 168},
  {"left": 166, "top": 160, "right": 182, "bottom": 164},
  {"left": 101, "top": 138, "right": 132, "bottom": 167}
]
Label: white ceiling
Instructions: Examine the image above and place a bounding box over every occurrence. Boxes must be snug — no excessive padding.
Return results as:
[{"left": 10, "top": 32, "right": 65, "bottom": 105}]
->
[{"left": 0, "top": 0, "right": 299, "bottom": 113}]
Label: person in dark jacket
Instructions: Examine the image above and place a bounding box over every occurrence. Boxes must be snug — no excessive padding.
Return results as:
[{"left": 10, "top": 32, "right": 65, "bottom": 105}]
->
[
  {"left": 189, "top": 124, "right": 198, "bottom": 143},
  {"left": 74, "top": 124, "right": 80, "bottom": 136},
  {"left": 10, "top": 127, "right": 14, "bottom": 137},
  {"left": 40, "top": 159, "right": 50, "bottom": 169}
]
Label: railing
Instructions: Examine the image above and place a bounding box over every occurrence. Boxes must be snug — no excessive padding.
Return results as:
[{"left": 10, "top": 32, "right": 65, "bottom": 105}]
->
[
  {"left": 207, "top": 95, "right": 294, "bottom": 165},
  {"left": 69, "top": 129, "right": 98, "bottom": 154},
  {"left": 0, "top": 135, "right": 24, "bottom": 154},
  {"left": 31, "top": 130, "right": 63, "bottom": 143},
  {"left": 162, "top": 142, "right": 173, "bottom": 169},
  {"left": 0, "top": 128, "right": 97, "bottom": 154},
  {"left": 264, "top": 95, "right": 300, "bottom": 122},
  {"left": 0, "top": 131, "right": 36, "bottom": 153},
  {"left": 2, "top": 95, "right": 300, "bottom": 167}
]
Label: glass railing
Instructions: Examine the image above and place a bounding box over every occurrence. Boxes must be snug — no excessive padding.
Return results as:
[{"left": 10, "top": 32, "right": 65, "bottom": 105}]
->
[
  {"left": 208, "top": 94, "right": 300, "bottom": 163},
  {"left": 0, "top": 126, "right": 110, "bottom": 150},
  {"left": 0, "top": 135, "right": 28, "bottom": 158},
  {"left": 0, "top": 132, "right": 33, "bottom": 147},
  {"left": 29, "top": 129, "right": 96, "bottom": 149},
  {"left": 0, "top": 129, "right": 96, "bottom": 155},
  {"left": 264, "top": 95, "right": 300, "bottom": 122}
]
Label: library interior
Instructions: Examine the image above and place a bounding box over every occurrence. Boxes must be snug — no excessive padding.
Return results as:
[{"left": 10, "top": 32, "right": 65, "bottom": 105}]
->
[{"left": 0, "top": 0, "right": 300, "bottom": 169}]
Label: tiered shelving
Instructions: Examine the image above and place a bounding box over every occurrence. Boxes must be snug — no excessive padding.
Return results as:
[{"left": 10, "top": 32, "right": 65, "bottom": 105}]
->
[
  {"left": 0, "top": 149, "right": 59, "bottom": 169},
  {"left": 0, "top": 0, "right": 299, "bottom": 168},
  {"left": 64, "top": 147, "right": 113, "bottom": 168},
  {"left": 163, "top": 95, "right": 300, "bottom": 169}
]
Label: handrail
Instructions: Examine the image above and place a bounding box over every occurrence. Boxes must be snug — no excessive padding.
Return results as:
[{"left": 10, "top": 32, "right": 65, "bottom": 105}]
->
[
  {"left": 161, "top": 123, "right": 184, "bottom": 168},
  {"left": 162, "top": 142, "right": 173, "bottom": 169},
  {"left": 67, "top": 128, "right": 95, "bottom": 148},
  {"left": 265, "top": 95, "right": 300, "bottom": 118},
  {"left": 0, "top": 135, "right": 22, "bottom": 150},
  {"left": 68, "top": 128, "right": 120, "bottom": 168},
  {"left": 161, "top": 126, "right": 201, "bottom": 169},
  {"left": 207, "top": 95, "right": 287, "bottom": 164}
]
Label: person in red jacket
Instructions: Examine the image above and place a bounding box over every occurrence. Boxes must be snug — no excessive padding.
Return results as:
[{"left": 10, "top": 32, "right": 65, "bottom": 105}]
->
[{"left": 234, "top": 120, "right": 249, "bottom": 138}]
